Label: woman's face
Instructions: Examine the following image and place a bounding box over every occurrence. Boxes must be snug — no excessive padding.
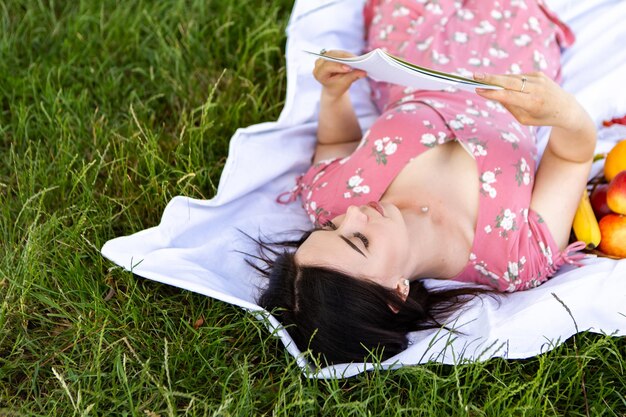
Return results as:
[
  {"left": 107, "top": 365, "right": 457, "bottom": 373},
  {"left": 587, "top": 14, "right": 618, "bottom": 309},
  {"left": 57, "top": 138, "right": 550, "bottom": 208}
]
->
[{"left": 295, "top": 201, "right": 413, "bottom": 289}]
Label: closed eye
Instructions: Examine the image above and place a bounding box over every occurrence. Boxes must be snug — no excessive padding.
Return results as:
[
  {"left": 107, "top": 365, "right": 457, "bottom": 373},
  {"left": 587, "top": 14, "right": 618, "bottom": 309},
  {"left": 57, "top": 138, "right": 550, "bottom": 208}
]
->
[
  {"left": 317, "top": 220, "right": 367, "bottom": 257},
  {"left": 322, "top": 220, "right": 337, "bottom": 230},
  {"left": 353, "top": 232, "right": 369, "bottom": 249}
]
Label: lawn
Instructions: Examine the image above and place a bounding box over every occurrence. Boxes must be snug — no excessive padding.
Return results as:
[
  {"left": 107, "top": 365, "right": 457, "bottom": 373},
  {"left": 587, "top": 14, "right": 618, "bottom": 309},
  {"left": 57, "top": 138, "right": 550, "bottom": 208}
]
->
[{"left": 0, "top": 0, "right": 625, "bottom": 415}]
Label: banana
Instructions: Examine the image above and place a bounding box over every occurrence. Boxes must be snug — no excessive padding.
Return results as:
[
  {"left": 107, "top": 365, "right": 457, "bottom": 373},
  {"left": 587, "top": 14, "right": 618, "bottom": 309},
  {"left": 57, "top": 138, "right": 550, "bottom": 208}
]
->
[{"left": 572, "top": 189, "right": 602, "bottom": 249}]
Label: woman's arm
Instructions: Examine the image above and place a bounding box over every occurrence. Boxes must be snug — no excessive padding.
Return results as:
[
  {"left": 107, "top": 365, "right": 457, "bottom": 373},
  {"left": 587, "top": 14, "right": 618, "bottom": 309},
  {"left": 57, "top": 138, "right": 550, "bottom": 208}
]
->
[
  {"left": 474, "top": 72, "right": 596, "bottom": 249},
  {"left": 311, "top": 51, "right": 367, "bottom": 163}
]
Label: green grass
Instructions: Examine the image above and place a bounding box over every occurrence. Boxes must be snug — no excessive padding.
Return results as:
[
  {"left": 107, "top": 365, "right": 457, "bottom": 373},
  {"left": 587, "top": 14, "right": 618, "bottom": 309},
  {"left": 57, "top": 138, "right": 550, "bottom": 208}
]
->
[{"left": 0, "top": 0, "right": 625, "bottom": 415}]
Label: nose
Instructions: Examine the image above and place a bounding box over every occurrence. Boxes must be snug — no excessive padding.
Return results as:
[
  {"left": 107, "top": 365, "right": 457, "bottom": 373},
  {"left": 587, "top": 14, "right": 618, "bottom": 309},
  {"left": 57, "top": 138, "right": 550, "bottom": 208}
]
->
[{"left": 340, "top": 205, "right": 368, "bottom": 230}]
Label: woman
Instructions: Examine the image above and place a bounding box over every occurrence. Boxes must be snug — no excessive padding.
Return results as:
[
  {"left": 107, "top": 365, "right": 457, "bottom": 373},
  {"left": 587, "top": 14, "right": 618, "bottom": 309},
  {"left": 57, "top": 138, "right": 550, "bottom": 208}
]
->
[{"left": 253, "top": 0, "right": 596, "bottom": 364}]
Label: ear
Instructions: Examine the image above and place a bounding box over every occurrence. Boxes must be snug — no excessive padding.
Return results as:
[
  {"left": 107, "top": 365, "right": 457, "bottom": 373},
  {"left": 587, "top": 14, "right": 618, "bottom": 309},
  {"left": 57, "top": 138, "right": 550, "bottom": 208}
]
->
[
  {"left": 396, "top": 278, "right": 410, "bottom": 302},
  {"left": 387, "top": 278, "right": 410, "bottom": 314}
]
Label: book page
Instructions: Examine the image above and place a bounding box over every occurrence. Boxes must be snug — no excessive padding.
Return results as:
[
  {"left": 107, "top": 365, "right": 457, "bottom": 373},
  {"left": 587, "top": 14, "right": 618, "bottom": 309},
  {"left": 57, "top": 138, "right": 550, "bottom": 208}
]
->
[{"left": 305, "top": 49, "right": 501, "bottom": 93}]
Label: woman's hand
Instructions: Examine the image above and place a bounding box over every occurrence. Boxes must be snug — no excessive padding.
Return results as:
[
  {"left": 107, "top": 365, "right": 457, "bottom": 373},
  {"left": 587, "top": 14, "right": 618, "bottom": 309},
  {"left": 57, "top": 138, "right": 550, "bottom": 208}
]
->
[
  {"left": 313, "top": 50, "right": 367, "bottom": 100},
  {"left": 311, "top": 51, "right": 366, "bottom": 160},
  {"left": 473, "top": 72, "right": 591, "bottom": 133}
]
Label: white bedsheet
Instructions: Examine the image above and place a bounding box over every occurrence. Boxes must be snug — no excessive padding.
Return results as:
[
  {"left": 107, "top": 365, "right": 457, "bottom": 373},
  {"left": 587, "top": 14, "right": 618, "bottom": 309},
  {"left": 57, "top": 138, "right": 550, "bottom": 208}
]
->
[{"left": 102, "top": 0, "right": 626, "bottom": 378}]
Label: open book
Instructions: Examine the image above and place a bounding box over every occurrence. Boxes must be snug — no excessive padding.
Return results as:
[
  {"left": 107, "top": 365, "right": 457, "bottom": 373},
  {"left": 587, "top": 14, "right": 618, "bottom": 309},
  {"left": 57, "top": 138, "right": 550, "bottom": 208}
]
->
[{"left": 306, "top": 48, "right": 501, "bottom": 93}]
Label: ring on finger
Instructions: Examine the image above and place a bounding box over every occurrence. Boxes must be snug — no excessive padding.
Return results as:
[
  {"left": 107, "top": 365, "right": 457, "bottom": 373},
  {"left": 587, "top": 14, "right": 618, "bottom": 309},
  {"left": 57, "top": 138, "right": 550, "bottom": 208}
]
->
[
  {"left": 320, "top": 48, "right": 327, "bottom": 55},
  {"left": 520, "top": 76, "right": 527, "bottom": 93}
]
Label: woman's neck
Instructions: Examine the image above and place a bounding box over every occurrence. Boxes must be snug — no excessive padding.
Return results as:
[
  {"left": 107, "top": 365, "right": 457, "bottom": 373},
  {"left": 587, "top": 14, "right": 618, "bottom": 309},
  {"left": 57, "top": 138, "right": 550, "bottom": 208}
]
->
[{"left": 398, "top": 200, "right": 473, "bottom": 280}]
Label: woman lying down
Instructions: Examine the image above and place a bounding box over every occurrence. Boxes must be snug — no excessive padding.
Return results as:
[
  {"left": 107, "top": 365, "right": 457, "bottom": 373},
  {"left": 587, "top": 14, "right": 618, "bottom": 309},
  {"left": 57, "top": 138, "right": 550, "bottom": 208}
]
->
[{"left": 250, "top": 0, "right": 596, "bottom": 365}]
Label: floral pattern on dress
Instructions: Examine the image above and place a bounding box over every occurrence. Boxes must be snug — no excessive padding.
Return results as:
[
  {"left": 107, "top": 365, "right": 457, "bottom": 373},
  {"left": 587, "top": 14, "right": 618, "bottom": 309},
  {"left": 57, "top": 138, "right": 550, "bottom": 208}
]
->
[
  {"left": 467, "top": 137, "right": 488, "bottom": 157},
  {"left": 449, "top": 113, "right": 476, "bottom": 131},
  {"left": 495, "top": 208, "right": 518, "bottom": 239},
  {"left": 502, "top": 256, "right": 527, "bottom": 290},
  {"left": 287, "top": 0, "right": 576, "bottom": 292},
  {"left": 345, "top": 169, "right": 371, "bottom": 198},
  {"left": 474, "top": 261, "right": 501, "bottom": 287},
  {"left": 514, "top": 157, "right": 532, "bottom": 186},
  {"left": 480, "top": 168, "right": 501, "bottom": 199},
  {"left": 500, "top": 131, "right": 521, "bottom": 149},
  {"left": 308, "top": 202, "right": 332, "bottom": 225},
  {"left": 371, "top": 136, "right": 402, "bottom": 164}
]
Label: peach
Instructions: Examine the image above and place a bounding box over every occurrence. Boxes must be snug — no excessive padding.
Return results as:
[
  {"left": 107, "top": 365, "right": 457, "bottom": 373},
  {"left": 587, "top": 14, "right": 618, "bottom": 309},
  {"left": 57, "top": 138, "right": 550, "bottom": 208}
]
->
[
  {"left": 598, "top": 214, "right": 626, "bottom": 258},
  {"left": 604, "top": 140, "right": 626, "bottom": 182},
  {"left": 607, "top": 171, "right": 626, "bottom": 215}
]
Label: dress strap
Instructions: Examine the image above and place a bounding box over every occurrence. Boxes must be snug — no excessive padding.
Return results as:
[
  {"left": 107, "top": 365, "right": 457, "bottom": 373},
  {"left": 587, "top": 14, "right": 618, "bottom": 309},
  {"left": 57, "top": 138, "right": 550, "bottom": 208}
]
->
[
  {"left": 554, "top": 241, "right": 588, "bottom": 267},
  {"left": 276, "top": 175, "right": 304, "bottom": 204},
  {"left": 543, "top": 240, "right": 587, "bottom": 277}
]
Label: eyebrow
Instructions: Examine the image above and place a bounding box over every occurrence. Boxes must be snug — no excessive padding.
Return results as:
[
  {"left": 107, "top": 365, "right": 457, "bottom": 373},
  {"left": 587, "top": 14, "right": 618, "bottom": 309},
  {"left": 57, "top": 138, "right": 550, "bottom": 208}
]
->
[
  {"left": 339, "top": 235, "right": 367, "bottom": 258},
  {"left": 313, "top": 228, "right": 367, "bottom": 258}
]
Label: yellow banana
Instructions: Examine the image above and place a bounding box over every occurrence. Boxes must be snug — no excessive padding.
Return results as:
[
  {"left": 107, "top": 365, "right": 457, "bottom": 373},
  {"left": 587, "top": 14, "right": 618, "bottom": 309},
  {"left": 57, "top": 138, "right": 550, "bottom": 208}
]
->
[{"left": 572, "top": 189, "right": 602, "bottom": 249}]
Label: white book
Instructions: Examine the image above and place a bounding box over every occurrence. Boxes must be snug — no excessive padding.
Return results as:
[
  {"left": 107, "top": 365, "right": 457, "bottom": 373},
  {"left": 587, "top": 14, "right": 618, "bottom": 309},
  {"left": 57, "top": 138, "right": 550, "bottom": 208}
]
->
[{"left": 306, "top": 48, "right": 502, "bottom": 93}]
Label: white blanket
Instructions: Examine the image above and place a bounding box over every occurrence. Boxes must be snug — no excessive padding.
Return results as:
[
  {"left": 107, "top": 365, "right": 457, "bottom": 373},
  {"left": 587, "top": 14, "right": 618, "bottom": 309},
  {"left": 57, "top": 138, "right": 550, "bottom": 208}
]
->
[{"left": 102, "top": 0, "right": 626, "bottom": 378}]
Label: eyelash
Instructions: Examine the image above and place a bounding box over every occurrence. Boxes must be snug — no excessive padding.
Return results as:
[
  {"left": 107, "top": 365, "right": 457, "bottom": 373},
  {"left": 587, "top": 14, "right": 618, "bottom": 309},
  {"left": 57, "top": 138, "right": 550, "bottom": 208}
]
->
[
  {"left": 322, "top": 220, "right": 337, "bottom": 230},
  {"left": 353, "top": 232, "right": 369, "bottom": 248},
  {"left": 323, "top": 221, "right": 369, "bottom": 248}
]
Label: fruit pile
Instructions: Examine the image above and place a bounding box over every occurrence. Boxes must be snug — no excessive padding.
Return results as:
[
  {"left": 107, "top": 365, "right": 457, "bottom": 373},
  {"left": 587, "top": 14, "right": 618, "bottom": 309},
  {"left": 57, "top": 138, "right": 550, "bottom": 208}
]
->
[{"left": 573, "top": 140, "right": 626, "bottom": 258}]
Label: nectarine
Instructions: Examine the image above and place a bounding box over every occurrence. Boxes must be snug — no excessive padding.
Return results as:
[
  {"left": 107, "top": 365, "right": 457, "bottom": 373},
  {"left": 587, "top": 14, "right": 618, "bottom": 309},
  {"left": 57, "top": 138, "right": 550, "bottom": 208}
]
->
[
  {"left": 598, "top": 214, "right": 626, "bottom": 258},
  {"left": 604, "top": 140, "right": 626, "bottom": 182},
  {"left": 607, "top": 171, "right": 626, "bottom": 215},
  {"left": 590, "top": 183, "right": 612, "bottom": 219}
]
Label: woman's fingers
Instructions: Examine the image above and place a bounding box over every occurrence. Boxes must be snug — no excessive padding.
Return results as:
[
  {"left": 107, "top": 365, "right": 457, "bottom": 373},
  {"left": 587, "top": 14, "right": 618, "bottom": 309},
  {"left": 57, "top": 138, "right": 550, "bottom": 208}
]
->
[
  {"left": 314, "top": 55, "right": 366, "bottom": 83},
  {"left": 475, "top": 85, "right": 527, "bottom": 109},
  {"left": 474, "top": 71, "right": 578, "bottom": 128},
  {"left": 314, "top": 49, "right": 362, "bottom": 75},
  {"left": 474, "top": 72, "right": 530, "bottom": 93},
  {"left": 474, "top": 72, "right": 539, "bottom": 110},
  {"left": 314, "top": 49, "right": 357, "bottom": 72},
  {"left": 476, "top": 84, "right": 547, "bottom": 126},
  {"left": 315, "top": 66, "right": 366, "bottom": 86},
  {"left": 314, "top": 59, "right": 351, "bottom": 74},
  {"left": 474, "top": 72, "right": 546, "bottom": 110},
  {"left": 312, "top": 49, "right": 367, "bottom": 99},
  {"left": 314, "top": 59, "right": 365, "bottom": 83},
  {"left": 323, "top": 49, "right": 358, "bottom": 59}
]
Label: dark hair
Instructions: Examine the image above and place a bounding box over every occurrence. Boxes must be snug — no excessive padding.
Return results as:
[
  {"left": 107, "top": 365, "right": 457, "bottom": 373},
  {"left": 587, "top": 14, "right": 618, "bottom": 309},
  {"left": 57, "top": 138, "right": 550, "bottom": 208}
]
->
[{"left": 247, "top": 231, "right": 490, "bottom": 365}]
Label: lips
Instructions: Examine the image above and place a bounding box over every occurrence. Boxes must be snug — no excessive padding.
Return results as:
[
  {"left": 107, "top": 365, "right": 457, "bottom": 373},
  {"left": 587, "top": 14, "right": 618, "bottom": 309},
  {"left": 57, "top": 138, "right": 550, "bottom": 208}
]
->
[{"left": 367, "top": 201, "right": 385, "bottom": 217}]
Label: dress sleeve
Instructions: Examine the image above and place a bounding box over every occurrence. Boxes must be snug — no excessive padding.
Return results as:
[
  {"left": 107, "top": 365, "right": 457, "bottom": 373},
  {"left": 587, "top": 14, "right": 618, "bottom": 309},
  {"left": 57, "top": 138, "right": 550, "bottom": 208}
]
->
[
  {"left": 517, "top": 208, "right": 586, "bottom": 291},
  {"left": 536, "top": 0, "right": 576, "bottom": 49},
  {"left": 276, "top": 159, "right": 338, "bottom": 205},
  {"left": 363, "top": 0, "right": 381, "bottom": 40}
]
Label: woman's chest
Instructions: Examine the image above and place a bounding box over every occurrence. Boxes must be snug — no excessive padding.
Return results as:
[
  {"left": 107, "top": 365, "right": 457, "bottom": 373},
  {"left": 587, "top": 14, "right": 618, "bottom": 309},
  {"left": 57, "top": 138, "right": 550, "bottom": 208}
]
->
[{"left": 382, "top": 140, "right": 480, "bottom": 242}]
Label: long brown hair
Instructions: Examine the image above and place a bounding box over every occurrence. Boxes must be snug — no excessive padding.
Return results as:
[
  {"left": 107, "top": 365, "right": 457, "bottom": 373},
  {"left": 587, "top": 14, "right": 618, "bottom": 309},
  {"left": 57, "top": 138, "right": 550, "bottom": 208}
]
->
[{"left": 246, "top": 230, "right": 491, "bottom": 365}]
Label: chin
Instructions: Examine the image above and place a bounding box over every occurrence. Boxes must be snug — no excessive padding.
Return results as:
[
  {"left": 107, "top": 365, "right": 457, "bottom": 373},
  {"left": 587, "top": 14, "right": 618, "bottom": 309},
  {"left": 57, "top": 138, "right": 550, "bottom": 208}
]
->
[{"left": 381, "top": 201, "right": 402, "bottom": 220}]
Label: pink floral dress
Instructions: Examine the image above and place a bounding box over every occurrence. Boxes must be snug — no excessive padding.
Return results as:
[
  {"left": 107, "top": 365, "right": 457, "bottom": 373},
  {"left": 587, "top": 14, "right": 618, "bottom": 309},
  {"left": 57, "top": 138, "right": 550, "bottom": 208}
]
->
[{"left": 279, "top": 0, "right": 585, "bottom": 292}]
